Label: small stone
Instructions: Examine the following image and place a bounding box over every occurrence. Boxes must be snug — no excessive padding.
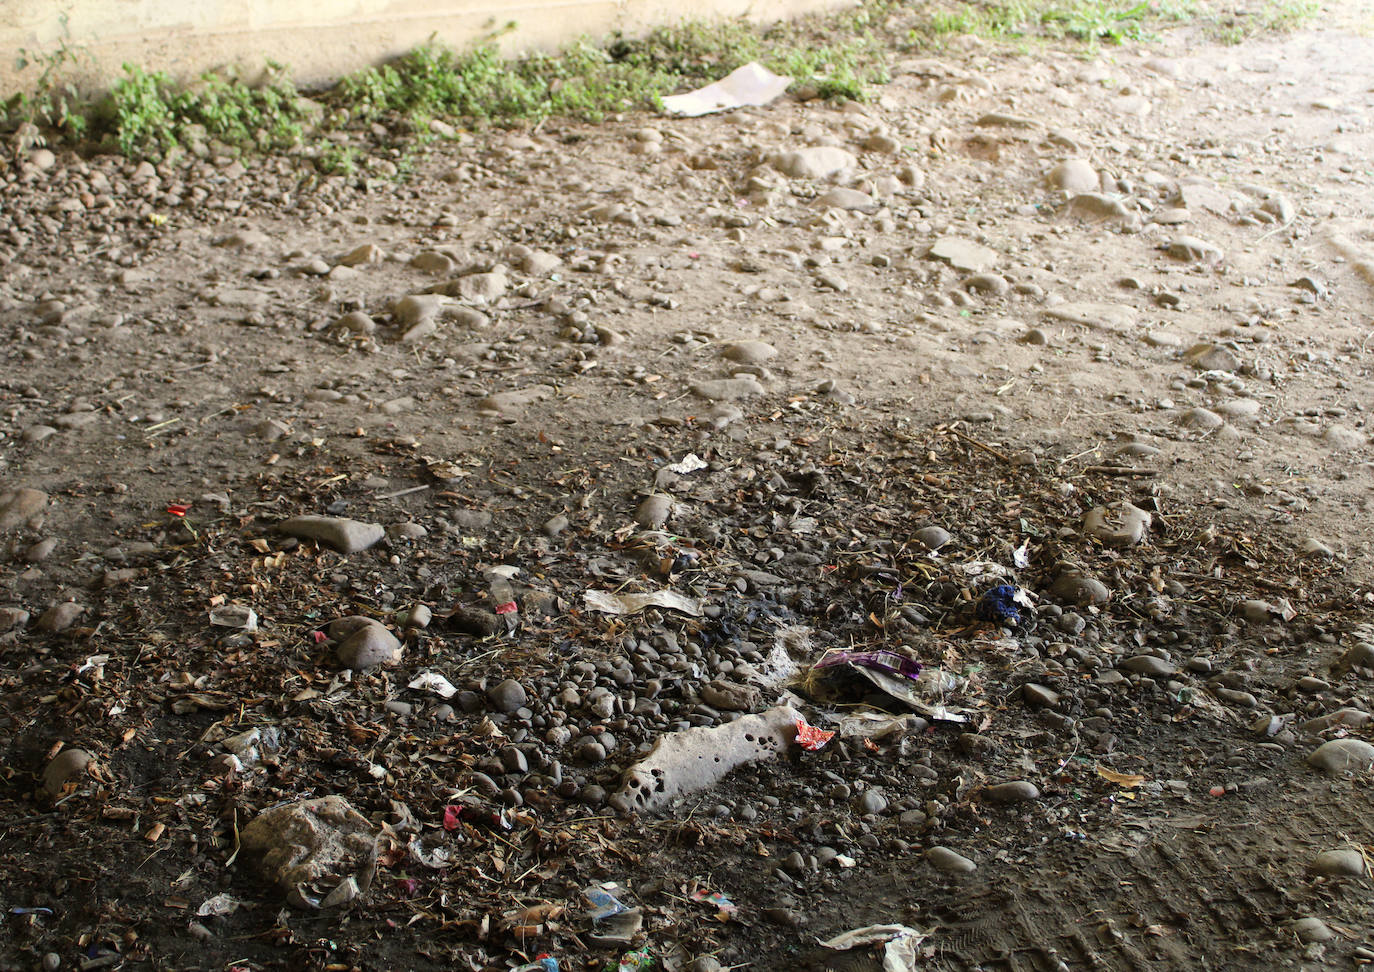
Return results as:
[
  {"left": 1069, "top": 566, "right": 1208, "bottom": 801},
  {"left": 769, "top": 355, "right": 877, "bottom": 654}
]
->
[
  {"left": 691, "top": 377, "right": 764, "bottom": 401},
  {"left": 24, "top": 538, "right": 58, "bottom": 562},
  {"left": 1022, "top": 683, "right": 1061, "bottom": 707},
  {"left": 1046, "top": 159, "right": 1099, "bottom": 194},
  {"left": 721, "top": 341, "right": 777, "bottom": 365},
  {"left": 1050, "top": 572, "right": 1110, "bottom": 606},
  {"left": 278, "top": 516, "right": 384, "bottom": 554},
  {"left": 913, "top": 525, "right": 951, "bottom": 550},
  {"left": 1177, "top": 407, "right": 1224, "bottom": 429},
  {"left": 401, "top": 604, "right": 432, "bottom": 629},
  {"left": 36, "top": 602, "right": 84, "bottom": 632},
  {"left": 42, "top": 747, "right": 92, "bottom": 796},
  {"left": 771, "top": 146, "right": 857, "bottom": 180},
  {"left": 1120, "top": 655, "right": 1176, "bottom": 677},
  {"left": 963, "top": 273, "right": 1010, "bottom": 296},
  {"left": 488, "top": 679, "right": 528, "bottom": 713},
  {"left": 854, "top": 789, "right": 887, "bottom": 815},
  {"left": 701, "top": 679, "right": 761, "bottom": 712},
  {"left": 0, "top": 607, "right": 30, "bottom": 631},
  {"left": 1166, "top": 236, "right": 1224, "bottom": 263},
  {"left": 330, "top": 616, "right": 402, "bottom": 670},
  {"left": 984, "top": 781, "right": 1040, "bottom": 802},
  {"left": 814, "top": 188, "right": 877, "bottom": 212},
  {"left": 0, "top": 487, "right": 48, "bottom": 530},
  {"left": 635, "top": 494, "right": 673, "bottom": 529},
  {"left": 1291, "top": 917, "right": 1335, "bottom": 943},
  {"left": 1308, "top": 738, "right": 1374, "bottom": 773},
  {"left": 339, "top": 243, "right": 384, "bottom": 267},
  {"left": 543, "top": 514, "right": 570, "bottom": 537},
  {"left": 1312, "top": 849, "right": 1365, "bottom": 877},
  {"left": 926, "top": 846, "right": 977, "bottom": 873},
  {"left": 929, "top": 237, "right": 998, "bottom": 273}
]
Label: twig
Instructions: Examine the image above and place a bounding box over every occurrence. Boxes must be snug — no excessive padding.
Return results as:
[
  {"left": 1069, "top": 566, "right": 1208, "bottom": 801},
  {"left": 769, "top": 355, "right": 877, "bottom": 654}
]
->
[
  {"left": 376, "top": 484, "right": 431, "bottom": 501},
  {"left": 1081, "top": 466, "right": 1159, "bottom": 477},
  {"left": 941, "top": 426, "right": 1011, "bottom": 463}
]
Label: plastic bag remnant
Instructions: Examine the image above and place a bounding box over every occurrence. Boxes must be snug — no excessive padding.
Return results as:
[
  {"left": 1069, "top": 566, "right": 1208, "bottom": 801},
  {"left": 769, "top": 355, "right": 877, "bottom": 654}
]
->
[
  {"left": 976, "top": 584, "right": 1030, "bottom": 625},
  {"left": 661, "top": 62, "right": 792, "bottom": 117},
  {"left": 819, "top": 924, "right": 928, "bottom": 972},
  {"left": 813, "top": 650, "right": 922, "bottom": 681},
  {"left": 582, "top": 589, "right": 703, "bottom": 617}
]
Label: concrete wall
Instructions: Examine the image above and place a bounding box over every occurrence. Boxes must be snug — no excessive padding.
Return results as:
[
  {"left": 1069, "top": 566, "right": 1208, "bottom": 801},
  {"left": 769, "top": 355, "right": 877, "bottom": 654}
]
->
[{"left": 3, "top": 0, "right": 852, "bottom": 94}]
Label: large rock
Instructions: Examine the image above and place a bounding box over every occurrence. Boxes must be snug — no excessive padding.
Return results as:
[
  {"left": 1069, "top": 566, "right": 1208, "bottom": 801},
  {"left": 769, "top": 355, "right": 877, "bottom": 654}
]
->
[
  {"left": 1308, "top": 738, "right": 1374, "bottom": 773},
  {"left": 278, "top": 516, "right": 384, "bottom": 554},
  {"left": 240, "top": 796, "right": 378, "bottom": 909},
  {"left": 617, "top": 704, "right": 800, "bottom": 812}
]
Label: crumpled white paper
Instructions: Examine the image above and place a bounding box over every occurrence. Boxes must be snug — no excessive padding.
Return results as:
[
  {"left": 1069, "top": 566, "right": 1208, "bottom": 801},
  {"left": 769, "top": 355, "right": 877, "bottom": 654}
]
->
[{"left": 661, "top": 62, "right": 792, "bottom": 117}]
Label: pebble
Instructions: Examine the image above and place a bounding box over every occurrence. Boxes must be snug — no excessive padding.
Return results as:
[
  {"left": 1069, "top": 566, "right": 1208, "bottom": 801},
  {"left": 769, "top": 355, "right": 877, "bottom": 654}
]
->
[
  {"left": 1022, "top": 683, "right": 1061, "bottom": 707},
  {"left": 771, "top": 146, "right": 858, "bottom": 180},
  {"left": 1120, "top": 655, "right": 1176, "bottom": 677},
  {"left": 488, "top": 679, "right": 528, "bottom": 713},
  {"left": 690, "top": 377, "right": 763, "bottom": 401},
  {"left": 814, "top": 188, "right": 877, "bottom": 212},
  {"left": 42, "top": 747, "right": 93, "bottom": 796},
  {"left": 1311, "top": 849, "right": 1365, "bottom": 877},
  {"left": 854, "top": 789, "right": 888, "bottom": 815},
  {"left": 278, "top": 515, "right": 385, "bottom": 554},
  {"left": 37, "top": 602, "right": 85, "bottom": 632},
  {"left": 984, "top": 781, "right": 1040, "bottom": 802},
  {"left": 721, "top": 341, "right": 777, "bottom": 365},
  {"left": 912, "top": 525, "right": 951, "bottom": 550},
  {"left": 964, "top": 273, "right": 1010, "bottom": 296},
  {"left": 1307, "top": 738, "right": 1374, "bottom": 773},
  {"left": 929, "top": 237, "right": 998, "bottom": 272},
  {"left": 635, "top": 494, "right": 673, "bottom": 528},
  {"left": 1166, "top": 236, "right": 1224, "bottom": 263},
  {"left": 1046, "top": 159, "right": 1099, "bottom": 194},
  {"left": 329, "top": 616, "right": 402, "bottom": 670},
  {"left": 926, "top": 846, "right": 977, "bottom": 873},
  {"left": 0, "top": 487, "right": 48, "bottom": 530},
  {"left": 1176, "top": 407, "right": 1224, "bottom": 429},
  {"left": 1291, "top": 917, "right": 1335, "bottom": 944},
  {"left": 1050, "top": 571, "right": 1110, "bottom": 606}
]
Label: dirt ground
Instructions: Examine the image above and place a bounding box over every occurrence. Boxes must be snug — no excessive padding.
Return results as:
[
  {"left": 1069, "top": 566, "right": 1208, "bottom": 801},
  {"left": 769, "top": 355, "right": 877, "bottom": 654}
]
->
[{"left": 2, "top": 6, "right": 1374, "bottom": 972}]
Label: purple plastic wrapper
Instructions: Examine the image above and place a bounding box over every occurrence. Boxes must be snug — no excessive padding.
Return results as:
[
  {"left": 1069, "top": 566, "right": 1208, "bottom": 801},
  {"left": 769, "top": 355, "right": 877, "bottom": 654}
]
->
[{"left": 813, "top": 649, "right": 923, "bottom": 681}]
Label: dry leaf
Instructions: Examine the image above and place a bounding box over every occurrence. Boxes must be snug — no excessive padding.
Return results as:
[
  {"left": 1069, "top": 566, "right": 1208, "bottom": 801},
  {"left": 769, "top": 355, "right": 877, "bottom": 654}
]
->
[{"left": 1096, "top": 765, "right": 1146, "bottom": 788}]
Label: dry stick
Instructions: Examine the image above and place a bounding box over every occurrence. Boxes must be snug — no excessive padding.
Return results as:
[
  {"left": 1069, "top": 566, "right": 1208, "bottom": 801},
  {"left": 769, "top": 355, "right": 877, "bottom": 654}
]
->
[
  {"left": 1081, "top": 466, "right": 1160, "bottom": 477},
  {"left": 942, "top": 426, "right": 1011, "bottom": 463}
]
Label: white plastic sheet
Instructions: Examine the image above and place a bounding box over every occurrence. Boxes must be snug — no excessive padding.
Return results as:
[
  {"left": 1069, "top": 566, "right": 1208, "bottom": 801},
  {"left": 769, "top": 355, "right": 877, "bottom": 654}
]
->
[{"left": 661, "top": 62, "right": 792, "bottom": 117}]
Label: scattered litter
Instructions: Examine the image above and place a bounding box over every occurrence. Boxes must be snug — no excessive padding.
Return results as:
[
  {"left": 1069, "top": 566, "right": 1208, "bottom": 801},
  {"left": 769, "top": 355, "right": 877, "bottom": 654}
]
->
[
  {"left": 661, "top": 62, "right": 791, "bottom": 117},
  {"left": 810, "top": 650, "right": 971, "bottom": 723},
  {"left": 583, "top": 883, "right": 629, "bottom": 920},
  {"left": 584, "top": 881, "right": 643, "bottom": 944},
  {"left": 238, "top": 796, "right": 379, "bottom": 910},
  {"left": 1013, "top": 539, "right": 1031, "bottom": 568},
  {"left": 512, "top": 957, "right": 561, "bottom": 972},
  {"left": 691, "top": 889, "right": 738, "bottom": 920},
  {"left": 407, "top": 672, "right": 457, "bottom": 698},
  {"left": 819, "top": 924, "right": 928, "bottom": 972},
  {"left": 618, "top": 704, "right": 800, "bottom": 811},
  {"left": 611, "top": 947, "right": 654, "bottom": 972},
  {"left": 8, "top": 907, "right": 54, "bottom": 916},
  {"left": 665, "top": 453, "right": 709, "bottom": 474},
  {"left": 583, "top": 589, "right": 703, "bottom": 617},
  {"left": 957, "top": 560, "right": 1011, "bottom": 581},
  {"left": 836, "top": 711, "right": 926, "bottom": 740},
  {"left": 976, "top": 585, "right": 1034, "bottom": 626},
  {"left": 209, "top": 603, "right": 258, "bottom": 631},
  {"left": 795, "top": 718, "right": 836, "bottom": 751}
]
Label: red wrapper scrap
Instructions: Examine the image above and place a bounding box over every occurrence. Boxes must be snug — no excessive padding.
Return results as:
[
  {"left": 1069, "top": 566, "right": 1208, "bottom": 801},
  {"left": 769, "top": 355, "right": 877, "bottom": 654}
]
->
[
  {"left": 795, "top": 718, "right": 836, "bottom": 752},
  {"left": 167, "top": 503, "right": 191, "bottom": 517},
  {"left": 495, "top": 601, "right": 518, "bottom": 615}
]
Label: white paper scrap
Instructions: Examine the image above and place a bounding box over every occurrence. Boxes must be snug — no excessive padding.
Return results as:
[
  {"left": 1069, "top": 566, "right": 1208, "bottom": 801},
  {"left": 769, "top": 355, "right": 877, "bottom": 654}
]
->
[
  {"left": 582, "top": 589, "right": 703, "bottom": 616},
  {"left": 661, "top": 62, "right": 792, "bottom": 117}
]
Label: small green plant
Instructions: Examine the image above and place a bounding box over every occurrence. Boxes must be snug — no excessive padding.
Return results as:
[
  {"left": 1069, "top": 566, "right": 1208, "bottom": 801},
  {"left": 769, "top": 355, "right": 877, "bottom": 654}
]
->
[
  {"left": 3, "top": 15, "right": 91, "bottom": 154},
  {"left": 1208, "top": 0, "right": 1318, "bottom": 43},
  {"left": 99, "top": 61, "right": 314, "bottom": 159}
]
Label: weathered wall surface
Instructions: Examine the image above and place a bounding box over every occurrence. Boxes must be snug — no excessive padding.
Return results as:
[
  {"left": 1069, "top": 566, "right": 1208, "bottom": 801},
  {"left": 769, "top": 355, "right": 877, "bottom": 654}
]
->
[{"left": 2, "top": 0, "right": 851, "bottom": 93}]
